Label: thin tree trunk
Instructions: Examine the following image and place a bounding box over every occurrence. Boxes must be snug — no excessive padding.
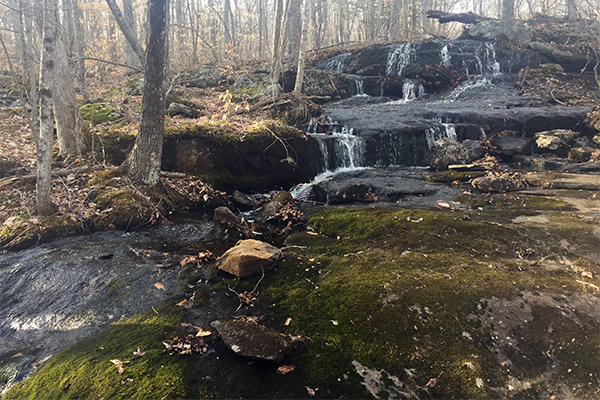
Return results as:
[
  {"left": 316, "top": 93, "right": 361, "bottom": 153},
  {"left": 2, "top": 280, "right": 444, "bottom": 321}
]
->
[
  {"left": 293, "top": 0, "right": 309, "bottom": 98},
  {"left": 38, "top": 0, "right": 58, "bottom": 216},
  {"left": 271, "top": 0, "right": 285, "bottom": 84},
  {"left": 123, "top": 0, "right": 141, "bottom": 69},
  {"left": 73, "top": 0, "right": 90, "bottom": 101},
  {"left": 286, "top": 0, "right": 302, "bottom": 64},
  {"left": 390, "top": 0, "right": 401, "bottom": 41},
  {"left": 127, "top": 0, "right": 169, "bottom": 186},
  {"left": 105, "top": 0, "right": 145, "bottom": 67},
  {"left": 502, "top": 0, "right": 515, "bottom": 40}
]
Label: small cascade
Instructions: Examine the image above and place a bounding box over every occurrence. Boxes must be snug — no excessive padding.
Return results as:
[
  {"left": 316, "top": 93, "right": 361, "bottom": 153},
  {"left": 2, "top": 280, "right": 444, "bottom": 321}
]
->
[
  {"left": 442, "top": 77, "right": 494, "bottom": 101},
  {"left": 307, "top": 118, "right": 365, "bottom": 171},
  {"left": 425, "top": 122, "right": 458, "bottom": 148},
  {"left": 402, "top": 79, "right": 424, "bottom": 101},
  {"left": 386, "top": 43, "right": 415, "bottom": 76},
  {"left": 354, "top": 78, "right": 366, "bottom": 96},
  {"left": 324, "top": 52, "right": 352, "bottom": 72},
  {"left": 440, "top": 44, "right": 452, "bottom": 68},
  {"left": 484, "top": 43, "right": 501, "bottom": 75}
]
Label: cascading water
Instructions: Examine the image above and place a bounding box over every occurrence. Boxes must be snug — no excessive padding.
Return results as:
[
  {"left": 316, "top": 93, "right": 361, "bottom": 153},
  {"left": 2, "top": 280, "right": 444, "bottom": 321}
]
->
[
  {"left": 425, "top": 122, "right": 458, "bottom": 148},
  {"left": 484, "top": 43, "right": 501, "bottom": 75},
  {"left": 354, "top": 78, "right": 366, "bottom": 96},
  {"left": 325, "top": 52, "right": 352, "bottom": 72},
  {"left": 386, "top": 43, "right": 415, "bottom": 76},
  {"left": 440, "top": 44, "right": 452, "bottom": 68}
]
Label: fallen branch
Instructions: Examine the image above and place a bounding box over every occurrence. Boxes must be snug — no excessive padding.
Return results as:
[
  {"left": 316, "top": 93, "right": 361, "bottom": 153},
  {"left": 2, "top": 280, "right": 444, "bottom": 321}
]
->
[{"left": 426, "top": 10, "right": 494, "bottom": 24}]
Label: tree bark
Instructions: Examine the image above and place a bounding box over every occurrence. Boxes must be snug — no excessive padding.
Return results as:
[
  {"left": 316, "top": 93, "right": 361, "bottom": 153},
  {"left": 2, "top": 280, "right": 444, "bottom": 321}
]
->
[
  {"left": 286, "top": 0, "right": 302, "bottom": 64},
  {"left": 38, "top": 0, "right": 59, "bottom": 216},
  {"left": 293, "top": 0, "right": 309, "bottom": 98},
  {"left": 566, "top": 0, "right": 578, "bottom": 20},
  {"left": 105, "top": 0, "right": 145, "bottom": 67},
  {"left": 72, "top": 0, "right": 90, "bottom": 101},
  {"left": 502, "top": 0, "right": 515, "bottom": 40},
  {"left": 126, "top": 0, "right": 169, "bottom": 186},
  {"left": 53, "top": 2, "right": 83, "bottom": 159},
  {"left": 270, "top": 0, "right": 285, "bottom": 84},
  {"left": 123, "top": 0, "right": 141, "bottom": 69},
  {"left": 389, "top": 0, "right": 401, "bottom": 41}
]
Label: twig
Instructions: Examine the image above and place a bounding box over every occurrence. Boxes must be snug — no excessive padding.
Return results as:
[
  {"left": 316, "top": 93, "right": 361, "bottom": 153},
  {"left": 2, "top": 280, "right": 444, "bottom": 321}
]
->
[
  {"left": 550, "top": 89, "right": 568, "bottom": 105},
  {"left": 57, "top": 175, "right": 72, "bottom": 209}
]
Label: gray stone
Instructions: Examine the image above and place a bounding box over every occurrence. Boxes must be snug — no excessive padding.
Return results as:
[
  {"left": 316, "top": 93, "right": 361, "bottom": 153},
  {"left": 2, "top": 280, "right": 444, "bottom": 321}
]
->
[
  {"left": 167, "top": 103, "right": 199, "bottom": 118},
  {"left": 534, "top": 129, "right": 578, "bottom": 157},
  {"left": 427, "top": 139, "right": 472, "bottom": 171},
  {"left": 183, "top": 68, "right": 223, "bottom": 88},
  {"left": 214, "top": 207, "right": 249, "bottom": 240},
  {"left": 217, "top": 239, "right": 282, "bottom": 278},
  {"left": 568, "top": 147, "right": 597, "bottom": 163},
  {"left": 489, "top": 135, "right": 532, "bottom": 158},
  {"left": 258, "top": 191, "right": 293, "bottom": 223},
  {"left": 462, "top": 139, "right": 484, "bottom": 160},
  {"left": 211, "top": 319, "right": 301, "bottom": 363},
  {"left": 232, "top": 190, "right": 257, "bottom": 211}
]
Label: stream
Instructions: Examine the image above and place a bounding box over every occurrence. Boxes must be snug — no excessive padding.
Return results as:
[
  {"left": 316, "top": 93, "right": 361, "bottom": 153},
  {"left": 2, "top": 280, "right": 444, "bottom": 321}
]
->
[{"left": 0, "top": 218, "right": 220, "bottom": 392}]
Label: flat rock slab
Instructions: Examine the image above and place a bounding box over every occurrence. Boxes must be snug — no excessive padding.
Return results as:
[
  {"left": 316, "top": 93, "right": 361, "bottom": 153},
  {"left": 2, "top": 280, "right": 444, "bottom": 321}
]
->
[
  {"left": 211, "top": 319, "right": 301, "bottom": 363},
  {"left": 217, "top": 239, "right": 282, "bottom": 278},
  {"left": 525, "top": 172, "right": 600, "bottom": 190}
]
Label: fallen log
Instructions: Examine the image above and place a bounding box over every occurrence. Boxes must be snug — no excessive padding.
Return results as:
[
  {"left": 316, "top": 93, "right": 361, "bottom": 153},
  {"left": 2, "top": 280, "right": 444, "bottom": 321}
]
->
[{"left": 426, "top": 10, "right": 494, "bottom": 24}]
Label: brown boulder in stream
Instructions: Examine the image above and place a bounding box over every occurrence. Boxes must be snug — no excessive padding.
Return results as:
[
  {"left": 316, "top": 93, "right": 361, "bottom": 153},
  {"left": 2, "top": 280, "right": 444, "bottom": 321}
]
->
[{"left": 217, "top": 239, "right": 282, "bottom": 278}]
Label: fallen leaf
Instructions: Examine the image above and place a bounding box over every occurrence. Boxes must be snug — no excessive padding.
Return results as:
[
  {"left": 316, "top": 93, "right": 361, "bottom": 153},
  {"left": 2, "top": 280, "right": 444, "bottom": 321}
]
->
[
  {"left": 284, "top": 317, "right": 292, "bottom": 326},
  {"left": 132, "top": 348, "right": 146, "bottom": 359},
  {"left": 582, "top": 271, "right": 593, "bottom": 279},
  {"left": 176, "top": 299, "right": 189, "bottom": 307},
  {"left": 277, "top": 365, "right": 295, "bottom": 375},
  {"left": 305, "top": 386, "right": 316, "bottom": 397},
  {"left": 476, "top": 377, "right": 484, "bottom": 388},
  {"left": 11, "top": 352, "right": 23, "bottom": 358},
  {"left": 110, "top": 359, "right": 125, "bottom": 374},
  {"left": 31, "top": 355, "right": 52, "bottom": 367},
  {"left": 425, "top": 378, "right": 437, "bottom": 387},
  {"left": 330, "top": 320, "right": 338, "bottom": 325},
  {"left": 196, "top": 329, "right": 212, "bottom": 337},
  {"left": 154, "top": 282, "right": 165, "bottom": 290}
]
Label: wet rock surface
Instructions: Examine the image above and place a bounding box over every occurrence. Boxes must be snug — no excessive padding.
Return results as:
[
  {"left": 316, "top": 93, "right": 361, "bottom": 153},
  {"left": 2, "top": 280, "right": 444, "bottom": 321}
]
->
[{"left": 0, "top": 219, "right": 217, "bottom": 391}]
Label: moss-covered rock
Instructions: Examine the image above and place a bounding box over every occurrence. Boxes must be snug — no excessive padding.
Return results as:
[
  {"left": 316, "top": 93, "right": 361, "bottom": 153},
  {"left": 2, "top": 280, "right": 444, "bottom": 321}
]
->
[
  {"left": 3, "top": 306, "right": 190, "bottom": 400},
  {"left": 80, "top": 103, "right": 122, "bottom": 125}
]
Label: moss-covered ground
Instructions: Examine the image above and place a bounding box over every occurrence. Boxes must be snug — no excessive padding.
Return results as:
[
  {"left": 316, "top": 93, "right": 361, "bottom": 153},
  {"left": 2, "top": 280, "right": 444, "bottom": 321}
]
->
[{"left": 4, "top": 197, "right": 598, "bottom": 399}]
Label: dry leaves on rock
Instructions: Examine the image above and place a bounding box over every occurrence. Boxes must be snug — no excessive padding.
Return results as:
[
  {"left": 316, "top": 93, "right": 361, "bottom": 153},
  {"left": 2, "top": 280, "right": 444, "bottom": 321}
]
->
[
  {"left": 276, "top": 365, "right": 295, "bottom": 375},
  {"left": 163, "top": 335, "right": 208, "bottom": 355}
]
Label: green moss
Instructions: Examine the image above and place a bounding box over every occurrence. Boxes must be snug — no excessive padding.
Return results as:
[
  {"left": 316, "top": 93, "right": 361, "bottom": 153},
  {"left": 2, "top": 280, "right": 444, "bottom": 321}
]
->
[
  {"left": 260, "top": 207, "right": 599, "bottom": 398},
  {"left": 0, "top": 216, "right": 81, "bottom": 251},
  {"left": 80, "top": 103, "right": 121, "bottom": 125},
  {"left": 3, "top": 306, "right": 189, "bottom": 400}
]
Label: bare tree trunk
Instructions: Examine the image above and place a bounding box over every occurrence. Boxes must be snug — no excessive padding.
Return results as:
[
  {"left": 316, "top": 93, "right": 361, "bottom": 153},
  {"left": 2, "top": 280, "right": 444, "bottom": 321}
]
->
[
  {"left": 21, "top": 0, "right": 40, "bottom": 143},
  {"left": 271, "top": 0, "right": 285, "bottom": 84},
  {"left": 259, "top": 0, "right": 264, "bottom": 57},
  {"left": 502, "top": 0, "right": 515, "bottom": 40},
  {"left": 286, "top": 0, "right": 302, "bottom": 64},
  {"left": 38, "top": 0, "right": 58, "bottom": 216},
  {"left": 566, "top": 0, "right": 578, "bottom": 20},
  {"left": 293, "top": 0, "right": 309, "bottom": 98},
  {"left": 127, "top": 0, "right": 169, "bottom": 186},
  {"left": 337, "top": 0, "right": 345, "bottom": 43},
  {"left": 224, "top": 0, "right": 233, "bottom": 47},
  {"left": 105, "top": 0, "right": 145, "bottom": 67},
  {"left": 72, "top": 0, "right": 90, "bottom": 101},
  {"left": 390, "top": 0, "right": 401, "bottom": 41},
  {"left": 402, "top": 0, "right": 409, "bottom": 35},
  {"left": 53, "top": 3, "right": 83, "bottom": 159},
  {"left": 123, "top": 0, "right": 141, "bottom": 69}
]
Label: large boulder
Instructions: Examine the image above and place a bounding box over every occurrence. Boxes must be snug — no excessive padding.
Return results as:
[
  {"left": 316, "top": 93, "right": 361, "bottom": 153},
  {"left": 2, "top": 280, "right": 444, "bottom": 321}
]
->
[
  {"left": 167, "top": 103, "right": 200, "bottom": 118},
  {"left": 182, "top": 68, "right": 223, "bottom": 88},
  {"left": 211, "top": 319, "right": 301, "bottom": 363},
  {"left": 217, "top": 239, "right": 282, "bottom": 278},
  {"left": 427, "top": 138, "right": 472, "bottom": 170},
  {"left": 528, "top": 42, "right": 588, "bottom": 72},
  {"left": 488, "top": 135, "right": 532, "bottom": 160},
  {"left": 534, "top": 129, "right": 578, "bottom": 157}
]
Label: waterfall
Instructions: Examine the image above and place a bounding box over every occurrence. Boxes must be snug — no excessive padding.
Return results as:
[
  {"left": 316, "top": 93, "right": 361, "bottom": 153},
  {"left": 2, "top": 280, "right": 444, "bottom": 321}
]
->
[
  {"left": 354, "top": 78, "right": 366, "bottom": 96},
  {"left": 484, "top": 43, "right": 501, "bottom": 75},
  {"left": 425, "top": 122, "right": 458, "bottom": 148},
  {"left": 324, "top": 52, "right": 352, "bottom": 72},
  {"left": 440, "top": 44, "right": 452, "bottom": 68},
  {"left": 307, "top": 118, "right": 364, "bottom": 171},
  {"left": 386, "top": 43, "right": 415, "bottom": 76},
  {"left": 402, "top": 79, "right": 424, "bottom": 101}
]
